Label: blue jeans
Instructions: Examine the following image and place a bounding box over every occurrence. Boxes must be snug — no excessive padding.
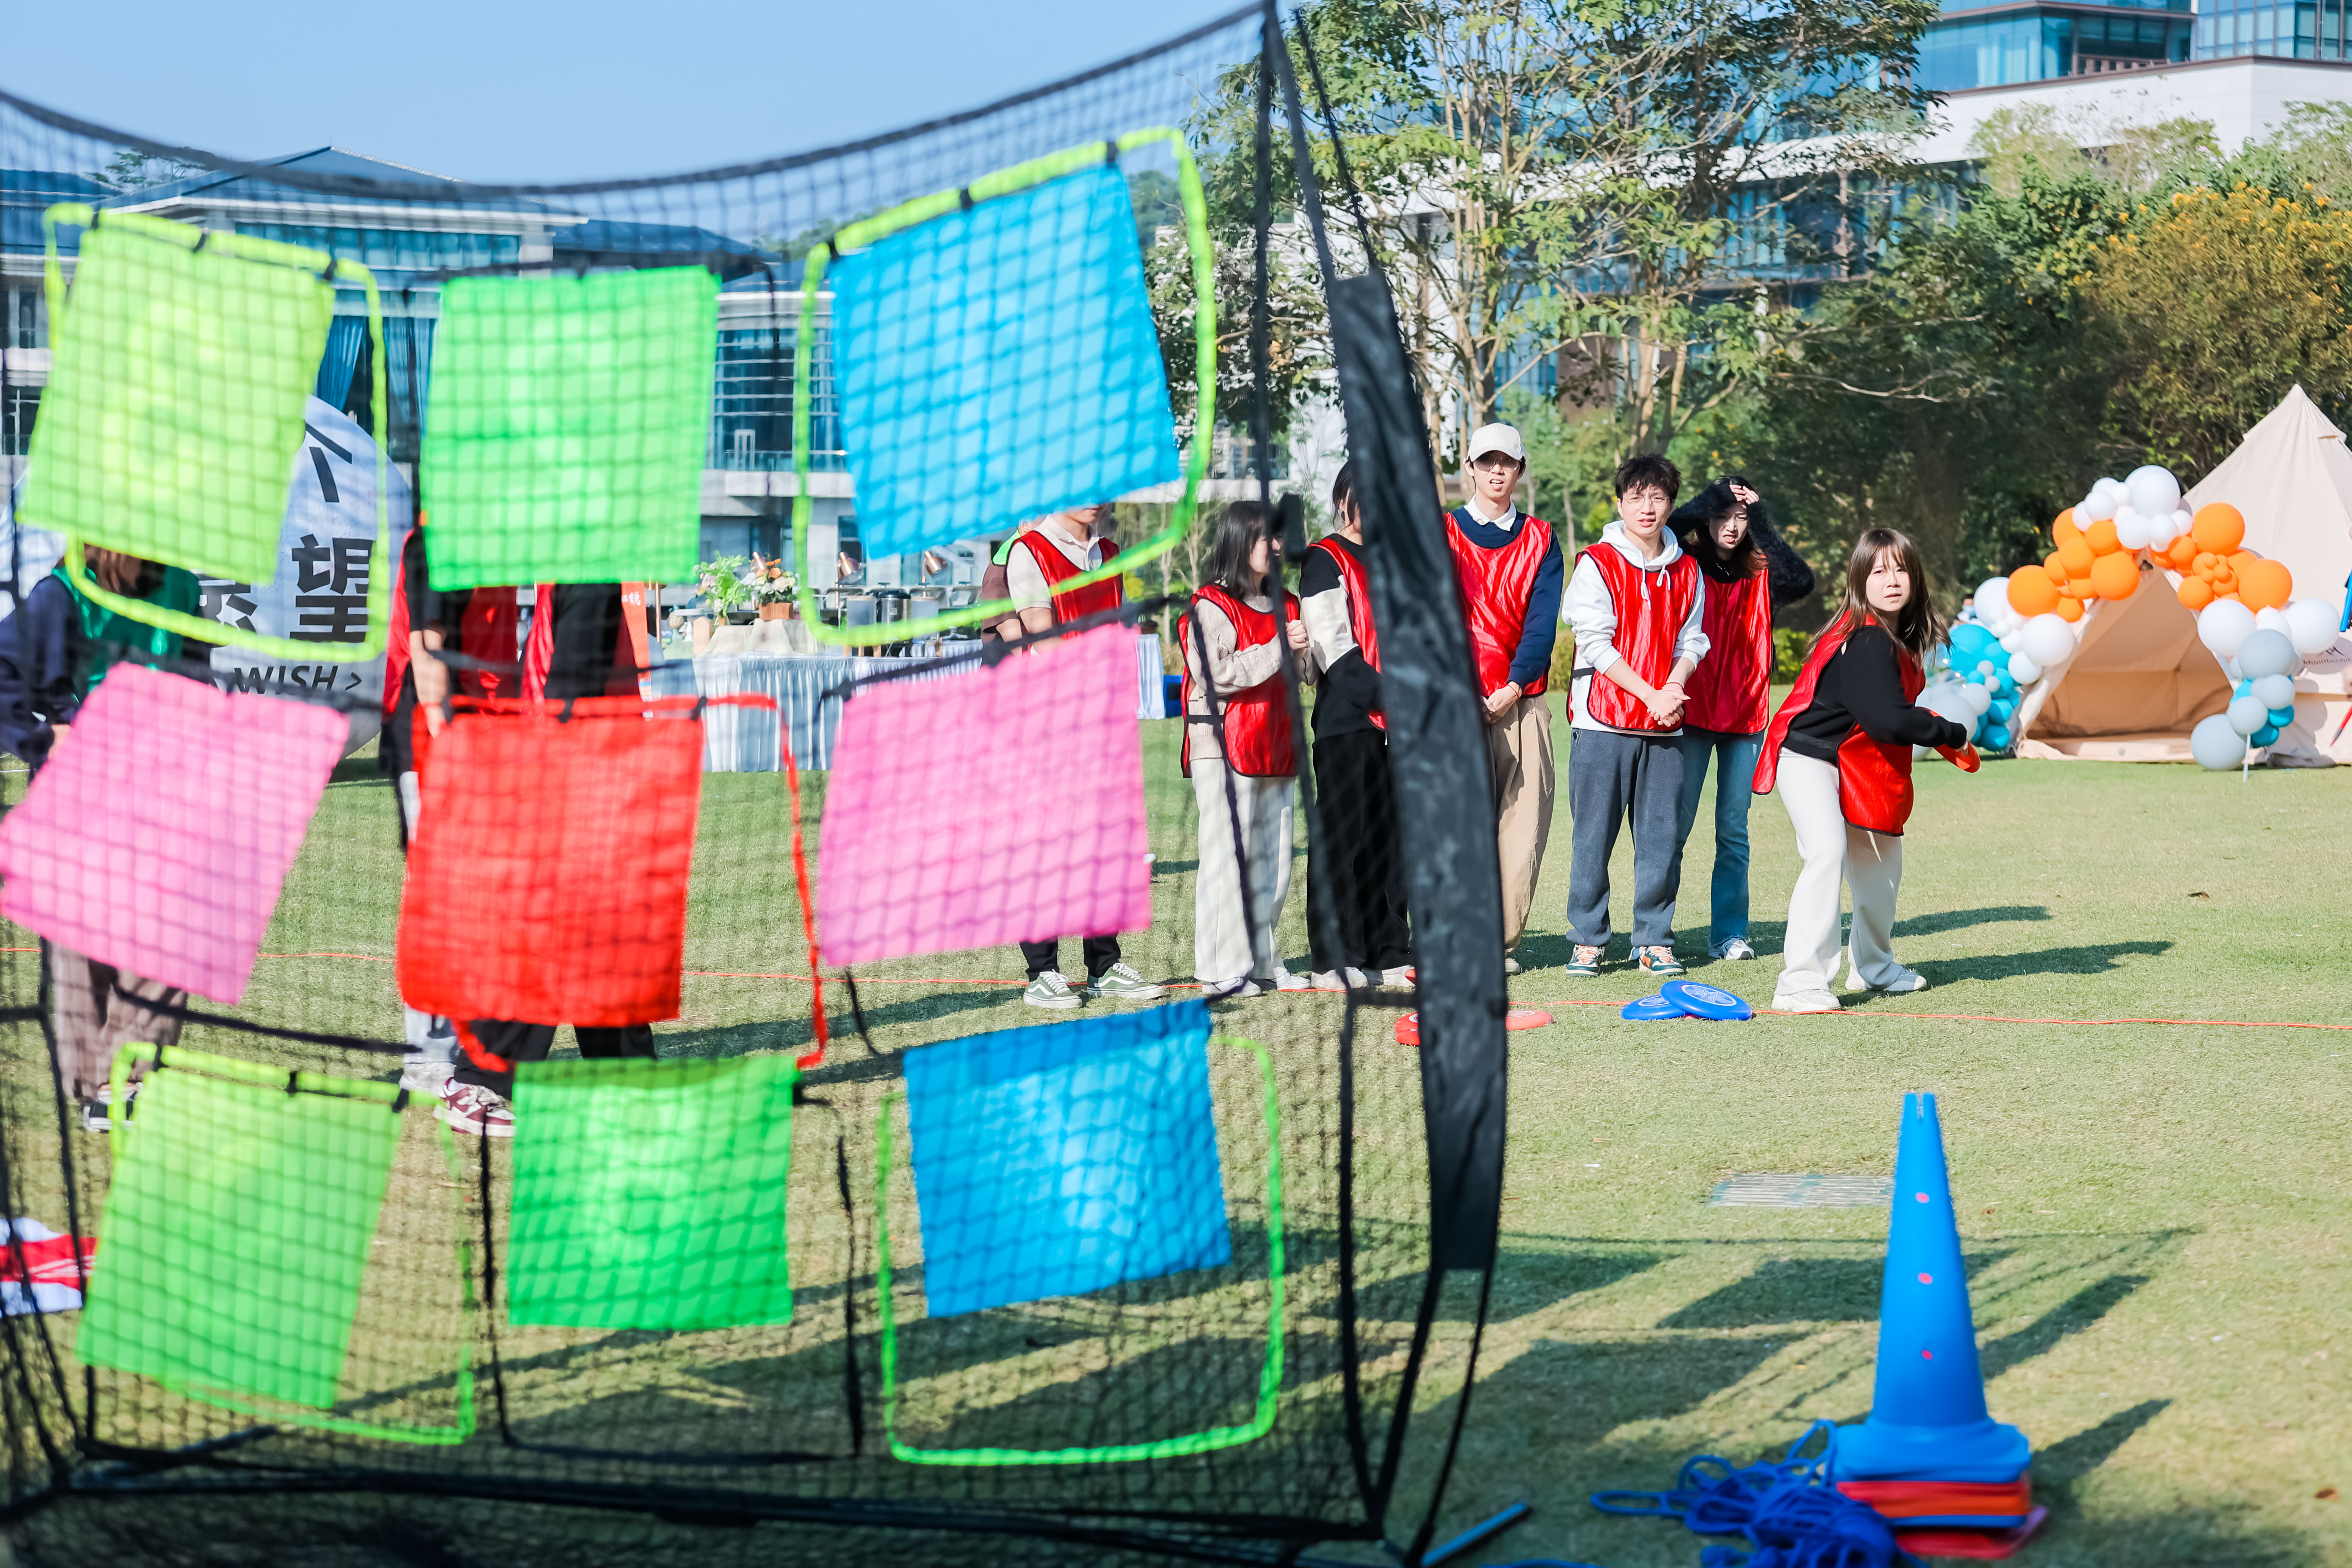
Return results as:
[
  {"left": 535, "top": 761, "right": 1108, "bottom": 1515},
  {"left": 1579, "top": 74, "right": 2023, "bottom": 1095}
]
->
[{"left": 1670, "top": 727, "right": 1765, "bottom": 953}]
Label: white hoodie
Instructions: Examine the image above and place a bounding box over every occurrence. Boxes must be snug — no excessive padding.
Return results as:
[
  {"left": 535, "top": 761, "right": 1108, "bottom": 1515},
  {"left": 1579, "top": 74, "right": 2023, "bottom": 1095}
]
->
[{"left": 1561, "top": 521, "right": 1710, "bottom": 734}]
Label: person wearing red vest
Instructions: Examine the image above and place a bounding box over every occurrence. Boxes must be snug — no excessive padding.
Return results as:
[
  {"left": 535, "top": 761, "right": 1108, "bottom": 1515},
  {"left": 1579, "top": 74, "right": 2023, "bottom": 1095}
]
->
[
  {"left": 1753, "top": 529, "right": 1978, "bottom": 1014},
  {"left": 1560, "top": 453, "right": 1710, "bottom": 979},
  {"left": 1665, "top": 477, "right": 1816, "bottom": 962},
  {"left": 1002, "top": 504, "right": 1165, "bottom": 1010},
  {"left": 1299, "top": 462, "right": 1410, "bottom": 989},
  {"left": 1443, "top": 423, "right": 1563, "bottom": 971},
  {"left": 1181, "top": 501, "right": 1314, "bottom": 998}
]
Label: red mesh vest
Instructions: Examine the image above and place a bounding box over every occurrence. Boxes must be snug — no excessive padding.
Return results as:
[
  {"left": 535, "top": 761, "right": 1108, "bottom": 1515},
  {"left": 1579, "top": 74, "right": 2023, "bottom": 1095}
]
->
[
  {"left": 1574, "top": 544, "right": 1699, "bottom": 732},
  {"left": 1181, "top": 584, "right": 1300, "bottom": 778},
  {"left": 1444, "top": 510, "right": 1553, "bottom": 698},
  {"left": 1308, "top": 536, "right": 1382, "bottom": 730},
  {"left": 1686, "top": 563, "right": 1773, "bottom": 735},
  {"left": 1015, "top": 530, "right": 1123, "bottom": 624},
  {"left": 1752, "top": 616, "right": 1976, "bottom": 835}
]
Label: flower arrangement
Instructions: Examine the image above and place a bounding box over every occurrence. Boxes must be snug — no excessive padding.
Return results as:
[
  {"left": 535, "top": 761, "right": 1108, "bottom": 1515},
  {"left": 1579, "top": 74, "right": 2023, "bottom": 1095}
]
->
[{"left": 747, "top": 554, "right": 799, "bottom": 604}]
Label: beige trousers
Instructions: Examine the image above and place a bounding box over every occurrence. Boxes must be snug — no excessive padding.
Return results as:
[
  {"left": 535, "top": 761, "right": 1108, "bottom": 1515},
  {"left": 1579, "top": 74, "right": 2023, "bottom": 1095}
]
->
[
  {"left": 1485, "top": 694, "right": 1556, "bottom": 953},
  {"left": 49, "top": 946, "right": 184, "bottom": 1100}
]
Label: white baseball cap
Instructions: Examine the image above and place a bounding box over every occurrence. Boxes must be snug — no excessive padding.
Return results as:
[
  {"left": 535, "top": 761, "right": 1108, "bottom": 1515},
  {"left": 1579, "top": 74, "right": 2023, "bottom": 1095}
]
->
[{"left": 1466, "top": 423, "right": 1526, "bottom": 465}]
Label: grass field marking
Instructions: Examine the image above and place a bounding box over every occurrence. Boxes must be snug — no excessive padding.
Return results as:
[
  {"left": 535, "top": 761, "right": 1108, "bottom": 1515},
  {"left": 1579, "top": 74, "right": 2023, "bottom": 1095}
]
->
[{"left": 870, "top": 1033, "right": 1284, "bottom": 1465}]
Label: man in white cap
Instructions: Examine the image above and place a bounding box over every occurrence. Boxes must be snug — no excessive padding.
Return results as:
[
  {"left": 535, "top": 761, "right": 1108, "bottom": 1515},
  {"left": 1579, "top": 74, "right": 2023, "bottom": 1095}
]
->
[{"left": 1443, "top": 423, "right": 1563, "bottom": 972}]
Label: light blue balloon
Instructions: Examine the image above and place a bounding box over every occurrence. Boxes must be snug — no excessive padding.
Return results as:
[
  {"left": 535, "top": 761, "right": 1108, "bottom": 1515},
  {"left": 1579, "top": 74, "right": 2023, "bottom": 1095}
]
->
[
  {"left": 2227, "top": 693, "right": 2270, "bottom": 735},
  {"left": 1951, "top": 624, "right": 1995, "bottom": 652},
  {"left": 2251, "top": 673, "right": 2295, "bottom": 709},
  {"left": 1988, "top": 698, "right": 2016, "bottom": 724},
  {"left": 2252, "top": 724, "right": 2280, "bottom": 747},
  {"left": 2268, "top": 705, "right": 2296, "bottom": 728},
  {"left": 2239, "top": 628, "right": 2297, "bottom": 680},
  {"left": 2234, "top": 679, "right": 2254, "bottom": 698},
  {"left": 1992, "top": 670, "right": 2016, "bottom": 696},
  {"left": 1979, "top": 723, "right": 2013, "bottom": 751},
  {"left": 2192, "top": 713, "right": 2248, "bottom": 769}
]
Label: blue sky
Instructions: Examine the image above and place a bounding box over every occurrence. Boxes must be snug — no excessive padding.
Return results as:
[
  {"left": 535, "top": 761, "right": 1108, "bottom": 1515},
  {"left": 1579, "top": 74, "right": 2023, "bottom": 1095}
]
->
[{"left": 4, "top": 0, "right": 1254, "bottom": 183}]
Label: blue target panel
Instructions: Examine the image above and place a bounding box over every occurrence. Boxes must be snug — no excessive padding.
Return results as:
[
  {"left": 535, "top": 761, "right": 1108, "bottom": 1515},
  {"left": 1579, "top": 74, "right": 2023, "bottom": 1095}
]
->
[
  {"left": 903, "top": 1000, "right": 1229, "bottom": 1318},
  {"left": 828, "top": 163, "right": 1181, "bottom": 561}
]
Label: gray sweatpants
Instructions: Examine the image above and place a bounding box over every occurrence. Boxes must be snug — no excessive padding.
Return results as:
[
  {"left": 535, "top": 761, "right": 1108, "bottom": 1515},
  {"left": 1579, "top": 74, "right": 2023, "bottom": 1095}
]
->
[{"left": 1565, "top": 727, "right": 1685, "bottom": 950}]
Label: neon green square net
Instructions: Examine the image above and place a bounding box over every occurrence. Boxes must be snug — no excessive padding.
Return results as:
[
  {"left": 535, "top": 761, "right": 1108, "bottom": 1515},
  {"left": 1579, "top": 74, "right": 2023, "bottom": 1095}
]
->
[
  {"left": 505, "top": 1053, "right": 797, "bottom": 1331},
  {"left": 21, "top": 222, "right": 333, "bottom": 585},
  {"left": 79, "top": 1063, "right": 402, "bottom": 1412},
  {"left": 420, "top": 266, "right": 717, "bottom": 588}
]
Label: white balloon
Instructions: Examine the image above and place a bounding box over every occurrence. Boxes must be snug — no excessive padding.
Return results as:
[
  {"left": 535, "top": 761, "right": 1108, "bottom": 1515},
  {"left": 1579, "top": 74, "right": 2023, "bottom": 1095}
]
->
[
  {"left": 2191, "top": 713, "right": 2248, "bottom": 770},
  {"left": 1976, "top": 577, "right": 2015, "bottom": 621},
  {"left": 2077, "top": 486, "right": 2119, "bottom": 522},
  {"left": 2009, "top": 652, "right": 2043, "bottom": 684},
  {"left": 2251, "top": 672, "right": 2296, "bottom": 708},
  {"left": 1958, "top": 683, "right": 1993, "bottom": 717},
  {"left": 2224, "top": 655, "right": 2245, "bottom": 684},
  {"left": 2020, "top": 613, "right": 2076, "bottom": 668},
  {"left": 2226, "top": 692, "right": 2270, "bottom": 736},
  {"left": 2116, "top": 511, "right": 2153, "bottom": 551},
  {"left": 2285, "top": 597, "right": 2341, "bottom": 654},
  {"left": 2125, "top": 464, "right": 2182, "bottom": 521},
  {"left": 2145, "top": 512, "right": 2179, "bottom": 551},
  {"left": 2255, "top": 605, "right": 2293, "bottom": 638},
  {"left": 2198, "top": 599, "right": 2257, "bottom": 659},
  {"left": 1976, "top": 660, "right": 1997, "bottom": 677},
  {"left": 1998, "top": 633, "right": 2020, "bottom": 653}
]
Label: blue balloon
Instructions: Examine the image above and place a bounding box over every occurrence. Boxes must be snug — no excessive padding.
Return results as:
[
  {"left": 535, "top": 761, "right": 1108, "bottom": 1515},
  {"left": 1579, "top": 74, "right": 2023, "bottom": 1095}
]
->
[
  {"left": 2269, "top": 705, "right": 2296, "bottom": 728},
  {"left": 2235, "top": 679, "right": 2254, "bottom": 698},
  {"left": 1988, "top": 698, "right": 2016, "bottom": 725},
  {"left": 1951, "top": 624, "right": 1995, "bottom": 652},
  {"left": 1991, "top": 670, "right": 2016, "bottom": 696},
  {"left": 2252, "top": 724, "right": 2281, "bottom": 747},
  {"left": 1980, "top": 723, "right": 2013, "bottom": 750}
]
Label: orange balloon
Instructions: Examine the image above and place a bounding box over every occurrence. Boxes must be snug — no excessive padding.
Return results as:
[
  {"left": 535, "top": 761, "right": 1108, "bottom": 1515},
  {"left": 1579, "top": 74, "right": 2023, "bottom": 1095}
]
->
[
  {"left": 2167, "top": 535, "right": 2201, "bottom": 571},
  {"left": 2238, "top": 556, "right": 2293, "bottom": 610},
  {"left": 2213, "top": 567, "right": 2238, "bottom": 594},
  {"left": 2058, "top": 537, "right": 2095, "bottom": 576},
  {"left": 2007, "top": 566, "right": 2060, "bottom": 616},
  {"left": 2055, "top": 594, "right": 2084, "bottom": 623},
  {"left": 2086, "top": 519, "right": 2121, "bottom": 555},
  {"left": 2065, "top": 576, "right": 2096, "bottom": 600},
  {"left": 2052, "top": 510, "right": 2083, "bottom": 547},
  {"left": 2194, "top": 552, "right": 2220, "bottom": 580},
  {"left": 2178, "top": 576, "right": 2214, "bottom": 610},
  {"left": 2090, "top": 551, "right": 2140, "bottom": 600},
  {"left": 2191, "top": 503, "right": 2246, "bottom": 556},
  {"left": 2044, "top": 552, "right": 2068, "bottom": 585}
]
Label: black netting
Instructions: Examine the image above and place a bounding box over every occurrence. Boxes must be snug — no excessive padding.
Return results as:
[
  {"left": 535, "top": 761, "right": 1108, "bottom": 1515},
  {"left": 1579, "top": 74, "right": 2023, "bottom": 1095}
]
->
[{"left": 0, "top": 6, "right": 1511, "bottom": 1563}]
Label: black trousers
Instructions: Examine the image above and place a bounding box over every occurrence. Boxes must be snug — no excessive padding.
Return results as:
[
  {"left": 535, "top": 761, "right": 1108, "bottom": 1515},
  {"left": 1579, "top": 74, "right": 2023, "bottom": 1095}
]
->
[
  {"left": 1020, "top": 935, "right": 1121, "bottom": 983},
  {"left": 452, "top": 1020, "right": 655, "bottom": 1100},
  {"left": 1307, "top": 729, "right": 1412, "bottom": 974}
]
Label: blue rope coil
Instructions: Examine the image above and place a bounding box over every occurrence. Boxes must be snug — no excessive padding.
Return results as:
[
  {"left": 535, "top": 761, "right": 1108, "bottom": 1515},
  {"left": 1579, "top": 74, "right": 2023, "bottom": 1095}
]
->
[{"left": 1588, "top": 1421, "right": 1917, "bottom": 1568}]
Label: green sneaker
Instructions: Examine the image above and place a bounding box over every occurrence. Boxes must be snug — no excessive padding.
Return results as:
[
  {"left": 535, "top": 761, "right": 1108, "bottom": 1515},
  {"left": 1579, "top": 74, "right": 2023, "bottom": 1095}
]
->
[
  {"left": 1563, "top": 945, "right": 1604, "bottom": 977},
  {"left": 1087, "top": 962, "right": 1165, "bottom": 1003},
  {"left": 1638, "top": 945, "right": 1686, "bottom": 978},
  {"left": 1022, "top": 971, "right": 1085, "bottom": 1010}
]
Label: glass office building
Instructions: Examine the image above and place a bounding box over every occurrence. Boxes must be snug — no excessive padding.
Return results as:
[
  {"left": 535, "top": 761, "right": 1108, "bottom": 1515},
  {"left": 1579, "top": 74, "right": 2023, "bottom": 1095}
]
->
[
  {"left": 2193, "top": 0, "right": 2352, "bottom": 58},
  {"left": 1920, "top": 0, "right": 2197, "bottom": 90}
]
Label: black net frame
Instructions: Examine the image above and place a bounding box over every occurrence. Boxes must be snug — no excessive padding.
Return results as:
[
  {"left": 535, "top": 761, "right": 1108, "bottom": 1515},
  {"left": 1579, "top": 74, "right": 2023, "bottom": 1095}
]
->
[{"left": 0, "top": 4, "right": 1514, "bottom": 1562}]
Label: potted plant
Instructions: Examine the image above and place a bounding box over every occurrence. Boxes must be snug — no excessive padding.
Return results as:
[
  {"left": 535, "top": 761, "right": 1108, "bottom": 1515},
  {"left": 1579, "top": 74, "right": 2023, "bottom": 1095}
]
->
[
  {"left": 750, "top": 554, "right": 800, "bottom": 620},
  {"left": 696, "top": 555, "right": 756, "bottom": 624}
]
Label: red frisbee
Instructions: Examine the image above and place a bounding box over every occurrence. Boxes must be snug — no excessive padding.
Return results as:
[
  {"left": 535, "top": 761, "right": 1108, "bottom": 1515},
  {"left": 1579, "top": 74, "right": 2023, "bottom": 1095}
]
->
[{"left": 1394, "top": 1008, "right": 1554, "bottom": 1045}]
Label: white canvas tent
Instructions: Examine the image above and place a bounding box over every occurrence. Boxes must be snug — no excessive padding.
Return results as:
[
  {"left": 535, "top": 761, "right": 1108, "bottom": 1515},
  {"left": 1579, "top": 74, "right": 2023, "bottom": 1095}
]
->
[{"left": 2013, "top": 386, "right": 2352, "bottom": 763}]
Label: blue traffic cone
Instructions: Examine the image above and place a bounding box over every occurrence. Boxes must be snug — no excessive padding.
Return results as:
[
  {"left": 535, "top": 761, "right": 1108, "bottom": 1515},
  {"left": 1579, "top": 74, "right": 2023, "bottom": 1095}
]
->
[{"left": 1830, "top": 1093, "right": 2030, "bottom": 1484}]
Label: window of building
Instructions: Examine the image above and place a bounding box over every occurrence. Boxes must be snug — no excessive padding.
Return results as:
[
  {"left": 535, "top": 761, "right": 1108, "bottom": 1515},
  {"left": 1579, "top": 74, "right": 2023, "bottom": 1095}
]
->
[
  {"left": 708, "top": 323, "right": 843, "bottom": 472},
  {"left": 2, "top": 385, "right": 37, "bottom": 457}
]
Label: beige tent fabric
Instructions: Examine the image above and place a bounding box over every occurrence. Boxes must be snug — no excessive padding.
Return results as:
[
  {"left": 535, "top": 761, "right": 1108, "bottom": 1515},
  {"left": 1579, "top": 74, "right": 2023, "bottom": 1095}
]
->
[{"left": 2014, "top": 386, "right": 2352, "bottom": 761}]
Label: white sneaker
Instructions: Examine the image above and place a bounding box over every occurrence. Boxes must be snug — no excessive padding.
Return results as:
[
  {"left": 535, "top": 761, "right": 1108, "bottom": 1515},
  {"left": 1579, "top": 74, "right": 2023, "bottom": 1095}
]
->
[
  {"left": 1380, "top": 966, "right": 1415, "bottom": 987},
  {"left": 1311, "top": 968, "right": 1372, "bottom": 990},
  {"left": 1202, "top": 976, "right": 1263, "bottom": 1001},
  {"left": 1503, "top": 956, "right": 1522, "bottom": 976},
  {"left": 1776, "top": 989, "right": 1842, "bottom": 1014},
  {"left": 1256, "top": 967, "right": 1312, "bottom": 992},
  {"left": 1851, "top": 965, "right": 1928, "bottom": 994},
  {"left": 399, "top": 1055, "right": 454, "bottom": 1096},
  {"left": 1023, "top": 971, "right": 1085, "bottom": 1009},
  {"left": 1713, "top": 938, "right": 1758, "bottom": 961}
]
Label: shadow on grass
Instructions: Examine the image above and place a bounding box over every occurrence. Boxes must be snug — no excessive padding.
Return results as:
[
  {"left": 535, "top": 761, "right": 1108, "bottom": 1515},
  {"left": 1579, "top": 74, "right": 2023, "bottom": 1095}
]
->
[
  {"left": 2036, "top": 1397, "right": 2170, "bottom": 1490},
  {"left": 1905, "top": 940, "right": 2173, "bottom": 986},
  {"left": 1357, "top": 1250, "right": 1666, "bottom": 1326},
  {"left": 1656, "top": 1250, "right": 2009, "bottom": 1330},
  {"left": 1891, "top": 903, "right": 2052, "bottom": 937},
  {"left": 1980, "top": 1273, "right": 2150, "bottom": 1381}
]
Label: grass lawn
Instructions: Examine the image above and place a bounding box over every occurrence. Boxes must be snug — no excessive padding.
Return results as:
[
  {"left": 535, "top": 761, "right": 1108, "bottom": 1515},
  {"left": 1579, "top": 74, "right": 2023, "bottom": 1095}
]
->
[{"left": 4, "top": 690, "right": 2347, "bottom": 1566}]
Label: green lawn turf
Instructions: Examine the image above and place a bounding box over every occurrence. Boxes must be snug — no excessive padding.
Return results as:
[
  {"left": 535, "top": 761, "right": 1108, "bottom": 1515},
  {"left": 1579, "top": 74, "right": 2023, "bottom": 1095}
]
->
[{"left": 4, "top": 695, "right": 2348, "bottom": 1566}]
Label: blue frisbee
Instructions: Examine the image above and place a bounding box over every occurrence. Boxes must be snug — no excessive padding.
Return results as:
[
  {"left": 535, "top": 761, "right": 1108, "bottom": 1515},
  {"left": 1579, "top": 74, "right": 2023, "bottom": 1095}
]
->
[
  {"left": 1620, "top": 993, "right": 1690, "bottom": 1020},
  {"left": 1663, "top": 979, "right": 1754, "bottom": 1021}
]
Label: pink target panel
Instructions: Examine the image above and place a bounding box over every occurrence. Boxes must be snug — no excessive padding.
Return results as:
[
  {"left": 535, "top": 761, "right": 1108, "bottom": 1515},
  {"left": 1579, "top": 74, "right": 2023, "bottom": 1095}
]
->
[
  {"left": 818, "top": 624, "right": 1148, "bottom": 966},
  {"left": 0, "top": 665, "right": 347, "bottom": 1003}
]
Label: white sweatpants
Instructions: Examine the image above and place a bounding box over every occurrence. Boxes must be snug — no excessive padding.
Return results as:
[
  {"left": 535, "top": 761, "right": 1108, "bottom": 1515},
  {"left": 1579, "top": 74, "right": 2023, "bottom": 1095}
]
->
[
  {"left": 1190, "top": 759, "right": 1295, "bottom": 984},
  {"left": 1774, "top": 750, "right": 1906, "bottom": 999}
]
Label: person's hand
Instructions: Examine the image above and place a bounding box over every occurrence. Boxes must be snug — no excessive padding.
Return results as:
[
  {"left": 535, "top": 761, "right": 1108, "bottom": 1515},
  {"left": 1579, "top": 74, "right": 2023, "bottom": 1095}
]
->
[
  {"left": 423, "top": 703, "right": 446, "bottom": 738},
  {"left": 1647, "top": 685, "right": 1685, "bottom": 726},
  {"left": 1484, "top": 681, "right": 1522, "bottom": 722},
  {"left": 1286, "top": 618, "right": 1310, "bottom": 653},
  {"left": 1729, "top": 482, "right": 1759, "bottom": 507},
  {"left": 86, "top": 548, "right": 143, "bottom": 595}
]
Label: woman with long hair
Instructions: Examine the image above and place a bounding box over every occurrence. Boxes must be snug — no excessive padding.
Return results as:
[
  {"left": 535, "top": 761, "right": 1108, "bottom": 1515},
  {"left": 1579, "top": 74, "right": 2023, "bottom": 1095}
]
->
[
  {"left": 1752, "top": 529, "right": 1978, "bottom": 1014},
  {"left": 1664, "top": 477, "right": 1815, "bottom": 962},
  {"left": 1181, "top": 501, "right": 1314, "bottom": 998}
]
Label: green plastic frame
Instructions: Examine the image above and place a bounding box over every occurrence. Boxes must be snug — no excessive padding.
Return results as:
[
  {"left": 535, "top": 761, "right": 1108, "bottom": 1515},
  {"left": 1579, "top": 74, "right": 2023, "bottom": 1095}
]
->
[
  {"left": 38, "top": 204, "right": 394, "bottom": 662},
  {"left": 99, "top": 1044, "right": 477, "bottom": 1446},
  {"left": 873, "top": 1034, "right": 1285, "bottom": 1466},
  {"left": 793, "top": 126, "right": 1214, "bottom": 644}
]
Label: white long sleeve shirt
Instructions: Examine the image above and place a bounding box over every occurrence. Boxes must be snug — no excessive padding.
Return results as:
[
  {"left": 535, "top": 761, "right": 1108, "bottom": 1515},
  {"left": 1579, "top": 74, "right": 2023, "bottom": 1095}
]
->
[{"left": 1562, "top": 521, "right": 1710, "bottom": 735}]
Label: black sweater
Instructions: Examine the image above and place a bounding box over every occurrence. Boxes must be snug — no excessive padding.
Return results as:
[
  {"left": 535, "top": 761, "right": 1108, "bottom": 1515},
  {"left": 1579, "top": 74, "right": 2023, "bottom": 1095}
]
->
[
  {"left": 1785, "top": 624, "right": 1970, "bottom": 763},
  {"left": 1672, "top": 487, "right": 1816, "bottom": 607}
]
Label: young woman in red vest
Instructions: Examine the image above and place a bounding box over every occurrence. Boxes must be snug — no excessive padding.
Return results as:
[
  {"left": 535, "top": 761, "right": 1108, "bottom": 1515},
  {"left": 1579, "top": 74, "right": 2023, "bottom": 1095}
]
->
[
  {"left": 1001, "top": 503, "right": 1166, "bottom": 1009},
  {"left": 1754, "top": 528, "right": 1978, "bottom": 1014},
  {"left": 1299, "top": 462, "right": 1410, "bottom": 989},
  {"left": 1182, "top": 501, "right": 1314, "bottom": 998},
  {"left": 1561, "top": 454, "right": 1709, "bottom": 979},
  {"left": 1665, "top": 477, "right": 1816, "bottom": 962}
]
